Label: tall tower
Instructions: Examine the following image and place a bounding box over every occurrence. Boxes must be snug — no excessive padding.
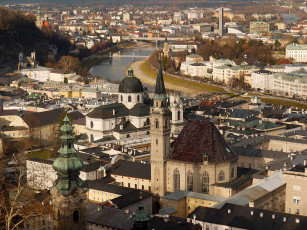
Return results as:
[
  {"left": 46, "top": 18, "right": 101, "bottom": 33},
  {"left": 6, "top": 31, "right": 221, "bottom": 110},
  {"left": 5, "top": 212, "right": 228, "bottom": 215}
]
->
[
  {"left": 36, "top": 7, "right": 44, "bottom": 29},
  {"left": 51, "top": 115, "right": 87, "bottom": 230},
  {"left": 150, "top": 58, "right": 171, "bottom": 197},
  {"left": 218, "top": 7, "right": 224, "bottom": 37}
]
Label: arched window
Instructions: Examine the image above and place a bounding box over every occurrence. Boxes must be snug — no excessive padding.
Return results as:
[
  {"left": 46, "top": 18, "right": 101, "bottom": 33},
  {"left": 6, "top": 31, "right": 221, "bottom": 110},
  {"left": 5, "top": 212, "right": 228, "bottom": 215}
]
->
[
  {"left": 218, "top": 171, "right": 225, "bottom": 181},
  {"left": 202, "top": 172, "right": 209, "bottom": 193},
  {"left": 155, "top": 119, "right": 159, "bottom": 129},
  {"left": 177, "top": 111, "right": 181, "bottom": 120},
  {"left": 120, "top": 95, "right": 123, "bottom": 102},
  {"left": 137, "top": 95, "right": 140, "bottom": 102},
  {"left": 231, "top": 168, "right": 235, "bottom": 178},
  {"left": 173, "top": 168, "right": 180, "bottom": 192},
  {"left": 73, "top": 210, "right": 79, "bottom": 222},
  {"left": 146, "top": 118, "right": 150, "bottom": 125},
  {"left": 164, "top": 118, "right": 168, "bottom": 128},
  {"left": 187, "top": 171, "right": 193, "bottom": 191},
  {"left": 128, "top": 95, "right": 131, "bottom": 102},
  {"left": 90, "top": 121, "right": 93, "bottom": 128}
]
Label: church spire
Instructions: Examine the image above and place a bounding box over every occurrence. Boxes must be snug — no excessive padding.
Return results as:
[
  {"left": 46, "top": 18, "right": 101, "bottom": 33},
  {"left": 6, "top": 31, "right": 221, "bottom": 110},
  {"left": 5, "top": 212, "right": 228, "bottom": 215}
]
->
[
  {"left": 154, "top": 56, "right": 167, "bottom": 101},
  {"left": 52, "top": 115, "right": 85, "bottom": 195}
]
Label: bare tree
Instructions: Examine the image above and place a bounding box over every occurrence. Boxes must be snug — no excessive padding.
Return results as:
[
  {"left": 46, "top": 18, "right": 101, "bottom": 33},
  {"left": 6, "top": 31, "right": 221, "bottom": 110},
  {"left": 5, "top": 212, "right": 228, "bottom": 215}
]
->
[{"left": 0, "top": 152, "right": 52, "bottom": 230}]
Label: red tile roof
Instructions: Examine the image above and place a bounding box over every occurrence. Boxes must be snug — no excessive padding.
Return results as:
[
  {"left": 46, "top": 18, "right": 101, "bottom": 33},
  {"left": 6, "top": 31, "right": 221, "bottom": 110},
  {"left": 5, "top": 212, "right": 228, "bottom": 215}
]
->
[{"left": 168, "top": 120, "right": 237, "bottom": 164}]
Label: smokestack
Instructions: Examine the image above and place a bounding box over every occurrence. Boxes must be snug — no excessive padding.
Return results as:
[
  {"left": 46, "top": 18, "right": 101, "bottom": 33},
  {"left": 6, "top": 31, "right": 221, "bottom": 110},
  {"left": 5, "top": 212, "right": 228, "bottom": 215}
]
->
[{"left": 219, "top": 8, "right": 224, "bottom": 37}]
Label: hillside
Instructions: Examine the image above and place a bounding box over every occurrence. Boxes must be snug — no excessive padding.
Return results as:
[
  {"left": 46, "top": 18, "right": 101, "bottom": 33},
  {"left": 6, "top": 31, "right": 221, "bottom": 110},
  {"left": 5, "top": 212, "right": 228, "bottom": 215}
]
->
[{"left": 0, "top": 7, "right": 71, "bottom": 67}]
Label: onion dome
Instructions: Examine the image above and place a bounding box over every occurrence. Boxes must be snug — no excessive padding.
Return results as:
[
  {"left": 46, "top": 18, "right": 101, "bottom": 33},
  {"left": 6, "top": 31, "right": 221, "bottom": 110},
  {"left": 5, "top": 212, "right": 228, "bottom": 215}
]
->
[
  {"left": 37, "top": 7, "right": 42, "bottom": 18},
  {"left": 119, "top": 68, "right": 143, "bottom": 93},
  {"left": 53, "top": 115, "right": 86, "bottom": 195},
  {"left": 133, "top": 203, "right": 150, "bottom": 229}
]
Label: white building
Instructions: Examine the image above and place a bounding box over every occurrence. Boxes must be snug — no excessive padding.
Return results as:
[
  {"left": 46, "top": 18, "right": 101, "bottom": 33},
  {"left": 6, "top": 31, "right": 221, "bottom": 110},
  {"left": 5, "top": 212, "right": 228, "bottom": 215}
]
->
[
  {"left": 187, "top": 10, "right": 203, "bottom": 20},
  {"left": 173, "top": 12, "right": 185, "bottom": 23},
  {"left": 212, "top": 64, "right": 259, "bottom": 84},
  {"left": 251, "top": 70, "right": 274, "bottom": 91},
  {"left": 50, "top": 69, "right": 75, "bottom": 82},
  {"left": 26, "top": 157, "right": 105, "bottom": 190},
  {"left": 86, "top": 68, "right": 150, "bottom": 142},
  {"left": 19, "top": 66, "right": 50, "bottom": 82},
  {"left": 286, "top": 43, "right": 307, "bottom": 63},
  {"left": 123, "top": 12, "right": 132, "bottom": 23},
  {"left": 82, "top": 87, "right": 102, "bottom": 99},
  {"left": 180, "top": 61, "right": 207, "bottom": 77},
  {"left": 251, "top": 70, "right": 307, "bottom": 99}
]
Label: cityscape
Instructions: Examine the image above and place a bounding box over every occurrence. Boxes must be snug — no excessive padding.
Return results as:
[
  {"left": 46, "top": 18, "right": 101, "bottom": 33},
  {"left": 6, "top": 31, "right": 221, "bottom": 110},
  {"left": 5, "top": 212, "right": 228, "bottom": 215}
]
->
[{"left": 1, "top": 0, "right": 307, "bottom": 229}]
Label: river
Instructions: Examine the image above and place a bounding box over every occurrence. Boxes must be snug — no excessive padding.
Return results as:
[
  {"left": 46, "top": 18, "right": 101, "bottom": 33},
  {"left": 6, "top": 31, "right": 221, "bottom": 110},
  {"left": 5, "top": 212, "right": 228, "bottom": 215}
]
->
[{"left": 89, "top": 43, "right": 158, "bottom": 82}]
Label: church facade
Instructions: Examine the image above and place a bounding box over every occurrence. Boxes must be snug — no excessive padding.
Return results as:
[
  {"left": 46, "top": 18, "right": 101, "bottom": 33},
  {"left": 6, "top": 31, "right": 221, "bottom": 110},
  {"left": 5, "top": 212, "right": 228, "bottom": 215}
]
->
[
  {"left": 85, "top": 68, "right": 183, "bottom": 142},
  {"left": 150, "top": 61, "right": 238, "bottom": 198},
  {"left": 86, "top": 68, "right": 150, "bottom": 142}
]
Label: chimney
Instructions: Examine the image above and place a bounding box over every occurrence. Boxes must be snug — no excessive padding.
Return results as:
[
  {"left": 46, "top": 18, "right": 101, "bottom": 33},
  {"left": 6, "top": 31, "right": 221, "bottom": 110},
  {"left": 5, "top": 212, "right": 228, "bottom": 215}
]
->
[
  {"left": 31, "top": 51, "right": 36, "bottom": 60},
  {"left": 272, "top": 214, "right": 275, "bottom": 219},
  {"left": 164, "top": 214, "right": 169, "bottom": 222},
  {"left": 193, "top": 214, "right": 196, "bottom": 225},
  {"left": 283, "top": 217, "right": 287, "bottom": 222},
  {"left": 227, "top": 209, "right": 231, "bottom": 214},
  {"left": 251, "top": 211, "right": 254, "bottom": 216},
  {"left": 260, "top": 212, "right": 263, "bottom": 218}
]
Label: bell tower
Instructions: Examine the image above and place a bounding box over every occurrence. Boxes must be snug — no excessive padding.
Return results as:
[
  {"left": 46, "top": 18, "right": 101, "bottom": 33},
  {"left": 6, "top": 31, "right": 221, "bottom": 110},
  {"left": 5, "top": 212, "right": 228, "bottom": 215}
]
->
[
  {"left": 51, "top": 115, "right": 87, "bottom": 230},
  {"left": 150, "top": 58, "right": 171, "bottom": 197}
]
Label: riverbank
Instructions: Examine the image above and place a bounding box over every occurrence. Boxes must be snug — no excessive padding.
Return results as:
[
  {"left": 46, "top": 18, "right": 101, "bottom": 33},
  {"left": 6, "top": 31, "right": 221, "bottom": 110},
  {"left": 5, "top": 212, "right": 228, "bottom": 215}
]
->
[
  {"left": 130, "top": 60, "right": 225, "bottom": 97},
  {"left": 131, "top": 60, "right": 307, "bottom": 109},
  {"left": 81, "top": 42, "right": 138, "bottom": 71}
]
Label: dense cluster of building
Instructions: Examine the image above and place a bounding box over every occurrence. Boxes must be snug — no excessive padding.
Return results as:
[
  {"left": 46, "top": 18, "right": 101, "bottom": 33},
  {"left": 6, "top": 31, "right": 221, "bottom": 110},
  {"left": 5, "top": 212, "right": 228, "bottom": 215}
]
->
[
  {"left": 3, "top": 60, "right": 303, "bottom": 230},
  {"left": 2, "top": 2, "right": 307, "bottom": 230}
]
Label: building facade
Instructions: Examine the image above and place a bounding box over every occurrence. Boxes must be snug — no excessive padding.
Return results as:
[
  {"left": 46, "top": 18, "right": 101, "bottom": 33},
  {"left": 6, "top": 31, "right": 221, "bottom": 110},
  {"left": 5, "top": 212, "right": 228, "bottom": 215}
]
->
[
  {"left": 286, "top": 43, "right": 307, "bottom": 63},
  {"left": 151, "top": 61, "right": 239, "bottom": 198}
]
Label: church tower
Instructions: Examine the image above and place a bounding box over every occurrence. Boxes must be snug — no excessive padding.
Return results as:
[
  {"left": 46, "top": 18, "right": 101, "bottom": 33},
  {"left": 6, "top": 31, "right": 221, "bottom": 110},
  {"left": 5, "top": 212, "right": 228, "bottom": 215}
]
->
[
  {"left": 150, "top": 58, "right": 171, "bottom": 197},
  {"left": 36, "top": 7, "right": 44, "bottom": 29},
  {"left": 51, "top": 115, "right": 87, "bottom": 230}
]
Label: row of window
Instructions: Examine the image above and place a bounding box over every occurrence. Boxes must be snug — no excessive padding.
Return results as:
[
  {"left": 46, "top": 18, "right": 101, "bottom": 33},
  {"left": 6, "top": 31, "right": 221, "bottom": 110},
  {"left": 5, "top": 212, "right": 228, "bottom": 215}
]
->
[
  {"left": 120, "top": 95, "right": 141, "bottom": 102},
  {"left": 173, "top": 168, "right": 235, "bottom": 192}
]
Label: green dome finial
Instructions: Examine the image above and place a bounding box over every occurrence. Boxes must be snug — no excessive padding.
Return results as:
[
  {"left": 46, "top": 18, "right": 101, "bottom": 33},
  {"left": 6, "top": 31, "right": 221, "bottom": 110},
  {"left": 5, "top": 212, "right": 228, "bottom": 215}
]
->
[{"left": 52, "top": 114, "right": 86, "bottom": 195}]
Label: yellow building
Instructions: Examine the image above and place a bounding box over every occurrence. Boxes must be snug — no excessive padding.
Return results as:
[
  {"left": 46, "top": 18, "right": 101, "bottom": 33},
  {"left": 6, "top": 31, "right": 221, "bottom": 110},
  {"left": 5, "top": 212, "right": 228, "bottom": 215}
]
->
[
  {"left": 283, "top": 164, "right": 307, "bottom": 216},
  {"left": 250, "top": 21, "right": 272, "bottom": 34},
  {"left": 59, "top": 84, "right": 82, "bottom": 98},
  {"left": 85, "top": 180, "right": 152, "bottom": 214},
  {"left": 0, "top": 108, "right": 65, "bottom": 149},
  {"left": 160, "top": 191, "right": 227, "bottom": 218}
]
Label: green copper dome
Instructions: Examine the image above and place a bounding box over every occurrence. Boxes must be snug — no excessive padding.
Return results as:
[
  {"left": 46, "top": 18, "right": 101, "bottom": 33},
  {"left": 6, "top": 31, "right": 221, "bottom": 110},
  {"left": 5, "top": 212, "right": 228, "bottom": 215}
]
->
[
  {"left": 119, "top": 68, "right": 144, "bottom": 93},
  {"left": 133, "top": 203, "right": 150, "bottom": 222},
  {"left": 53, "top": 115, "right": 86, "bottom": 195}
]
